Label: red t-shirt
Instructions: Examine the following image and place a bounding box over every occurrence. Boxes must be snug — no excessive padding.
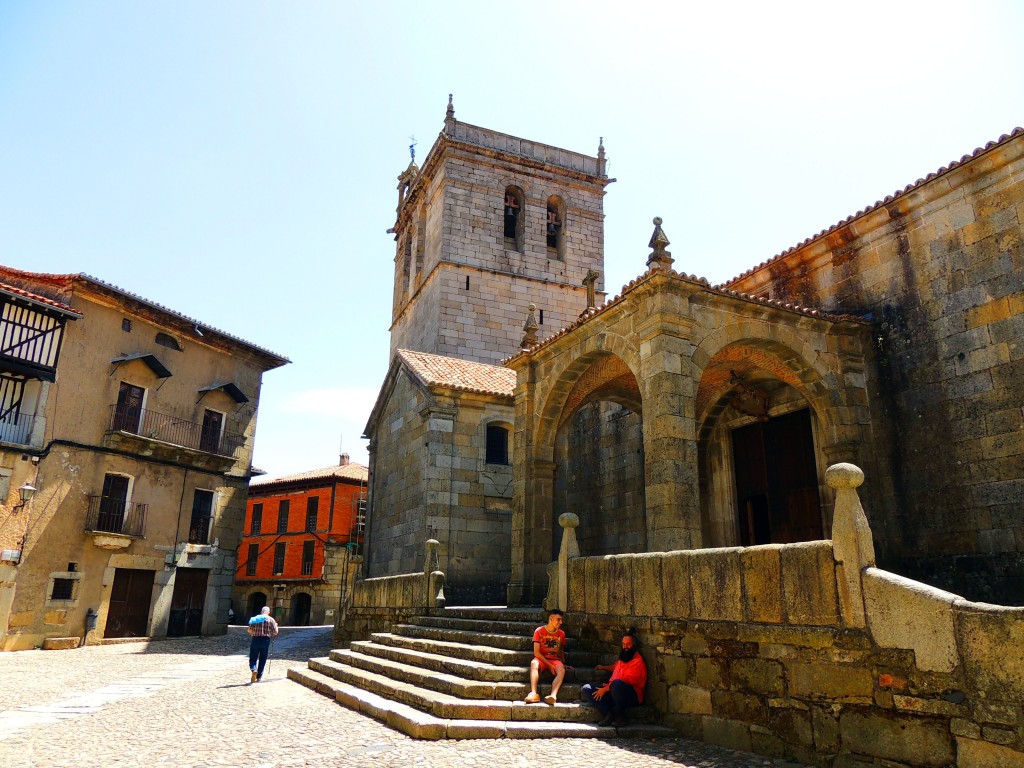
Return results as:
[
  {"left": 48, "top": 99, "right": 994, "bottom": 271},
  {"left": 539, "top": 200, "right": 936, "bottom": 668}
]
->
[
  {"left": 610, "top": 654, "right": 647, "bottom": 703},
  {"left": 532, "top": 625, "right": 566, "bottom": 662}
]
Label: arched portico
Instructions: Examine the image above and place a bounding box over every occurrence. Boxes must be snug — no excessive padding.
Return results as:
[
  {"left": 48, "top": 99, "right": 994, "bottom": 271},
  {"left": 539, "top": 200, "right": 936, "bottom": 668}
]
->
[{"left": 506, "top": 252, "right": 871, "bottom": 606}]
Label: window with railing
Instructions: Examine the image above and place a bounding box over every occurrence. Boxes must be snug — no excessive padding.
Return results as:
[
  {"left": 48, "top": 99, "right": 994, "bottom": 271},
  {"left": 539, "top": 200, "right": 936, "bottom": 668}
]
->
[
  {"left": 305, "top": 497, "right": 318, "bottom": 532},
  {"left": 250, "top": 503, "right": 262, "bottom": 534},
  {"left": 107, "top": 399, "right": 243, "bottom": 457},
  {"left": 245, "top": 543, "right": 258, "bottom": 576},
  {"left": 277, "top": 500, "right": 289, "bottom": 533},
  {"left": 301, "top": 540, "right": 315, "bottom": 576},
  {"left": 273, "top": 542, "right": 286, "bottom": 575},
  {"left": 189, "top": 489, "right": 214, "bottom": 544}
]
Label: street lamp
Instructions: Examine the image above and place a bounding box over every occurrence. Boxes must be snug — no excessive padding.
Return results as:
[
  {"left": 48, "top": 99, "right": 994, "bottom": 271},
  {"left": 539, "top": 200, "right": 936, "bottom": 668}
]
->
[{"left": 17, "top": 483, "right": 37, "bottom": 506}]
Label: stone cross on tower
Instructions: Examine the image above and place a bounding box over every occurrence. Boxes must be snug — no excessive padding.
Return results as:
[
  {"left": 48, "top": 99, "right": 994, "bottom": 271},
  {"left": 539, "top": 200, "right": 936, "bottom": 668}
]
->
[
  {"left": 646, "top": 216, "right": 674, "bottom": 271},
  {"left": 582, "top": 269, "right": 600, "bottom": 313}
]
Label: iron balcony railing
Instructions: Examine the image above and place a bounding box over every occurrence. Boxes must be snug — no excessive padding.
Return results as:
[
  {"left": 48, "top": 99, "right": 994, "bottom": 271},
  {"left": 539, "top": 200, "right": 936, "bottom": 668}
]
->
[
  {"left": 108, "top": 405, "right": 245, "bottom": 457},
  {"left": 0, "top": 412, "right": 33, "bottom": 445},
  {"left": 85, "top": 495, "right": 147, "bottom": 538}
]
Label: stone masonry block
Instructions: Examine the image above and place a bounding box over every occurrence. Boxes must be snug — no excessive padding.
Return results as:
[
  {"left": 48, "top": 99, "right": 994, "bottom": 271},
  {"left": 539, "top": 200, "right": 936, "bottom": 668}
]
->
[
  {"left": 741, "top": 545, "right": 784, "bottom": 623},
  {"left": 863, "top": 568, "right": 957, "bottom": 673},
  {"left": 955, "top": 737, "right": 1024, "bottom": 768},
  {"left": 668, "top": 684, "right": 712, "bottom": 715},
  {"left": 955, "top": 600, "right": 1024, "bottom": 702},
  {"left": 690, "top": 548, "right": 743, "bottom": 622},
  {"left": 838, "top": 709, "right": 954, "bottom": 767},
  {"left": 631, "top": 553, "right": 664, "bottom": 617},
  {"left": 780, "top": 541, "right": 839, "bottom": 626},
  {"left": 661, "top": 551, "right": 692, "bottom": 619},
  {"left": 788, "top": 662, "right": 873, "bottom": 700}
]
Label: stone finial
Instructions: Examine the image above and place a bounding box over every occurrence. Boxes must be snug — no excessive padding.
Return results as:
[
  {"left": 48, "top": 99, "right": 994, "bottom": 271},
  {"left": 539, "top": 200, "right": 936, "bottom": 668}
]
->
[
  {"left": 444, "top": 93, "right": 456, "bottom": 133},
  {"left": 646, "top": 216, "right": 674, "bottom": 271},
  {"left": 555, "top": 513, "right": 581, "bottom": 611},
  {"left": 597, "top": 137, "right": 607, "bottom": 176},
  {"left": 582, "top": 269, "right": 600, "bottom": 313},
  {"left": 521, "top": 303, "right": 539, "bottom": 349},
  {"left": 826, "top": 462, "right": 874, "bottom": 629}
]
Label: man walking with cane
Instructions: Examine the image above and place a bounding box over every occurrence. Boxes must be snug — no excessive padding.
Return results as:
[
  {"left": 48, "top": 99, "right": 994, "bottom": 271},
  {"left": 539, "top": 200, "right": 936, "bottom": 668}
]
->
[{"left": 247, "top": 606, "right": 279, "bottom": 682}]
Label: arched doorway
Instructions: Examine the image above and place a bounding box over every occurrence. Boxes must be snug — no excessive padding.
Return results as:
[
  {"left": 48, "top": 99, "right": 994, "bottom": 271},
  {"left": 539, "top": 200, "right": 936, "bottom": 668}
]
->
[
  {"left": 290, "top": 592, "right": 311, "bottom": 626},
  {"left": 246, "top": 591, "right": 267, "bottom": 619},
  {"left": 550, "top": 353, "right": 645, "bottom": 557}
]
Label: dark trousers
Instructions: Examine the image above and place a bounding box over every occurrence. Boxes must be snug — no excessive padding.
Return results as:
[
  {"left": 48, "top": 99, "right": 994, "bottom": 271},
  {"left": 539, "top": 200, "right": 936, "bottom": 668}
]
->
[
  {"left": 249, "top": 636, "right": 271, "bottom": 677},
  {"left": 582, "top": 679, "right": 638, "bottom": 717}
]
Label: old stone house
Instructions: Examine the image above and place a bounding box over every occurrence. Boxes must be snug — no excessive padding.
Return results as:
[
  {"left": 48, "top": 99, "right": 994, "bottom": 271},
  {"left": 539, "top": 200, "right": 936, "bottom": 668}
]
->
[
  {"left": 364, "top": 99, "right": 1023, "bottom": 606},
  {"left": 233, "top": 455, "right": 367, "bottom": 626},
  {"left": 0, "top": 266, "right": 287, "bottom": 650}
]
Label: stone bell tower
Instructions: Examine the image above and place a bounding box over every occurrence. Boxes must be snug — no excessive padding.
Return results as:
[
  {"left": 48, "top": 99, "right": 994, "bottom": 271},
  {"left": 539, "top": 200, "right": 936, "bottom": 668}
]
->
[{"left": 388, "top": 96, "right": 612, "bottom": 365}]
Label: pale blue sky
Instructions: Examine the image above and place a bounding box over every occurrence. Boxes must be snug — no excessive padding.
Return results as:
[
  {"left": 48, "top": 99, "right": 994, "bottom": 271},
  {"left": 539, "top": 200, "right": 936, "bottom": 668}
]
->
[{"left": 2, "top": 1, "right": 1022, "bottom": 476}]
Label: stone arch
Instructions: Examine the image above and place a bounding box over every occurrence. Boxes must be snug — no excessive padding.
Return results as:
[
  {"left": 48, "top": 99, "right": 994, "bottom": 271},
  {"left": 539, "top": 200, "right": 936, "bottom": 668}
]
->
[{"left": 692, "top": 326, "right": 866, "bottom": 548}]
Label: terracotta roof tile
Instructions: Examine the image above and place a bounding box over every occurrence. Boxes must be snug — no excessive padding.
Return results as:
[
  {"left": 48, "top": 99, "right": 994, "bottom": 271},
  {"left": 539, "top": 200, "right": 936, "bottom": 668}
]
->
[
  {"left": 398, "top": 349, "right": 516, "bottom": 397},
  {"left": 0, "top": 280, "right": 81, "bottom": 318},
  {"left": 251, "top": 462, "right": 368, "bottom": 488},
  {"left": 725, "top": 127, "right": 1024, "bottom": 285}
]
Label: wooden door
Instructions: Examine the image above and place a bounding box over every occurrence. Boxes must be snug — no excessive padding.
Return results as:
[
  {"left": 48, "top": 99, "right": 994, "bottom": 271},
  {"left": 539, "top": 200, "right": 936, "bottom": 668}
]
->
[
  {"left": 199, "top": 409, "right": 223, "bottom": 453},
  {"left": 114, "top": 382, "right": 144, "bottom": 432},
  {"left": 167, "top": 568, "right": 208, "bottom": 637},
  {"left": 732, "top": 408, "right": 822, "bottom": 545},
  {"left": 105, "top": 569, "right": 154, "bottom": 638}
]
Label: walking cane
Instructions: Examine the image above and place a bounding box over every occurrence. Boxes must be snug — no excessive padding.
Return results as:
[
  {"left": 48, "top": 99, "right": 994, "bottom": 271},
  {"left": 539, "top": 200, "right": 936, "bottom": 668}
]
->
[{"left": 265, "top": 636, "right": 276, "bottom": 678}]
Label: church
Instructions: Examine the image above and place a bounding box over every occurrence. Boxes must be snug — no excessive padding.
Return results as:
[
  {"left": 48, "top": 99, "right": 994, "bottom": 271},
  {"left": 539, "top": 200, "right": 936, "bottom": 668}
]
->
[{"left": 362, "top": 97, "right": 1024, "bottom": 607}]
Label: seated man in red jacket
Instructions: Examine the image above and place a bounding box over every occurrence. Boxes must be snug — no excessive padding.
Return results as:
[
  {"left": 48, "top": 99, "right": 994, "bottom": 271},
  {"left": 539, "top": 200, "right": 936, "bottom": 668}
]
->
[{"left": 582, "top": 628, "right": 647, "bottom": 727}]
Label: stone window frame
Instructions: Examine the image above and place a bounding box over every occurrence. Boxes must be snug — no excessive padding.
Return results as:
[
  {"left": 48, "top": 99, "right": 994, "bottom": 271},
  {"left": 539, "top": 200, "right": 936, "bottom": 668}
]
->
[
  {"left": 503, "top": 185, "right": 526, "bottom": 253},
  {"left": 484, "top": 420, "right": 512, "bottom": 466},
  {"left": 46, "top": 570, "right": 83, "bottom": 607}
]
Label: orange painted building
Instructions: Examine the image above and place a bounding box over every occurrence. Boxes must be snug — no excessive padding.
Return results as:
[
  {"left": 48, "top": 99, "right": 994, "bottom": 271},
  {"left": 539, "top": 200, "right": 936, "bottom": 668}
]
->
[{"left": 232, "top": 455, "right": 367, "bottom": 625}]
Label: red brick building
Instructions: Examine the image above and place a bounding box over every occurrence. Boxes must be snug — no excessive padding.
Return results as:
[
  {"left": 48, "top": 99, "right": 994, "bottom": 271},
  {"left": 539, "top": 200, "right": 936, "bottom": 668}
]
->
[{"left": 232, "top": 455, "right": 367, "bottom": 625}]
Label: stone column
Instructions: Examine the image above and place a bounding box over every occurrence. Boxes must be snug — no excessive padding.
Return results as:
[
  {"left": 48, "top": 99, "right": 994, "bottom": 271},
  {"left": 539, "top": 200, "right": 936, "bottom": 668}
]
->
[
  {"left": 639, "top": 328, "right": 701, "bottom": 551},
  {"left": 508, "top": 458, "right": 555, "bottom": 606}
]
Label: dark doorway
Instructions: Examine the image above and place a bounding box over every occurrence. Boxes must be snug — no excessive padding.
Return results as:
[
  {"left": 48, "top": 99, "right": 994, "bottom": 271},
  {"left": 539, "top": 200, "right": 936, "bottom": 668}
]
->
[
  {"left": 167, "top": 568, "right": 208, "bottom": 637},
  {"left": 732, "top": 408, "right": 822, "bottom": 545},
  {"left": 114, "top": 382, "right": 145, "bottom": 432},
  {"left": 246, "top": 591, "right": 267, "bottom": 619},
  {"left": 105, "top": 568, "right": 154, "bottom": 638},
  {"left": 290, "top": 592, "right": 312, "bottom": 626}
]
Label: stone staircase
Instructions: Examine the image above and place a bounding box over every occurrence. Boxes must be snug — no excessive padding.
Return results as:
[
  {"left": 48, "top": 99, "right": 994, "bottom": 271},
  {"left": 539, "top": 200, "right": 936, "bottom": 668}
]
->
[{"left": 288, "top": 606, "right": 673, "bottom": 740}]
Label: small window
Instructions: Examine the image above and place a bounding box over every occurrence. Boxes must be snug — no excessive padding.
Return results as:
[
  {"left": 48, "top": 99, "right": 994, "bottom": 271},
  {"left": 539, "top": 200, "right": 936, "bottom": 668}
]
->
[
  {"left": 68, "top": 562, "right": 78, "bottom": 572},
  {"left": 250, "top": 503, "right": 262, "bottom": 535},
  {"left": 121, "top": 318, "right": 132, "bottom": 332},
  {"left": 273, "top": 542, "right": 286, "bottom": 575},
  {"left": 189, "top": 489, "right": 214, "bottom": 545},
  {"left": 51, "top": 578, "right": 75, "bottom": 601},
  {"left": 305, "top": 497, "right": 319, "bottom": 532},
  {"left": 503, "top": 186, "right": 525, "bottom": 252},
  {"left": 486, "top": 424, "right": 510, "bottom": 465},
  {"left": 546, "top": 196, "right": 565, "bottom": 259},
  {"left": 301, "top": 540, "right": 315, "bottom": 576},
  {"left": 277, "top": 500, "right": 290, "bottom": 533},
  {"left": 155, "top": 332, "right": 183, "bottom": 351},
  {"left": 245, "top": 543, "right": 258, "bottom": 576}
]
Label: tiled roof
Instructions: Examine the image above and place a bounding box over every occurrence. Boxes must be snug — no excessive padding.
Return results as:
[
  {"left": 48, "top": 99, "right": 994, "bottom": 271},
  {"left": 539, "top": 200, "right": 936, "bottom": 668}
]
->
[
  {"left": 726, "top": 127, "right": 1024, "bottom": 285},
  {"left": 398, "top": 349, "right": 516, "bottom": 397},
  {"left": 251, "top": 462, "right": 368, "bottom": 488},
  {"left": 0, "top": 280, "right": 81, "bottom": 318},
  {"left": 0, "top": 264, "right": 288, "bottom": 366}
]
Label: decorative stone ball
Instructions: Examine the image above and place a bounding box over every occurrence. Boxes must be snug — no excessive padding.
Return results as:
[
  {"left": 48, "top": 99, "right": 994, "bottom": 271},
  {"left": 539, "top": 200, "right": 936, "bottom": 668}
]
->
[
  {"left": 825, "top": 463, "right": 864, "bottom": 489},
  {"left": 558, "top": 512, "right": 580, "bottom": 529}
]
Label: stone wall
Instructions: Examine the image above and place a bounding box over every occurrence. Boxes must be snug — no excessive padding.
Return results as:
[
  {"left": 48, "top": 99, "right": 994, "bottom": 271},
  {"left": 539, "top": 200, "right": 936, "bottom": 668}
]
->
[
  {"left": 726, "top": 132, "right": 1024, "bottom": 604},
  {"left": 557, "top": 465, "right": 1024, "bottom": 766}
]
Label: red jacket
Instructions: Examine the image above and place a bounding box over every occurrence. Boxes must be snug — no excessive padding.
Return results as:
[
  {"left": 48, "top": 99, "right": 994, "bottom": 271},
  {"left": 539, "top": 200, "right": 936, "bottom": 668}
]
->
[{"left": 610, "top": 654, "right": 647, "bottom": 702}]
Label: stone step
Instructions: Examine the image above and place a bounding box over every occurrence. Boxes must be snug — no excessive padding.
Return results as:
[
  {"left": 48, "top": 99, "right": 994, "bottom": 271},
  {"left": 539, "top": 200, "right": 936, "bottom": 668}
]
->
[
  {"left": 370, "top": 631, "right": 533, "bottom": 666},
  {"left": 351, "top": 639, "right": 604, "bottom": 685},
  {"left": 392, "top": 623, "right": 599, "bottom": 665},
  {"left": 308, "top": 656, "right": 597, "bottom": 722},
  {"left": 330, "top": 648, "right": 531, "bottom": 701},
  {"left": 442, "top": 607, "right": 548, "bottom": 623},
  {"left": 410, "top": 614, "right": 545, "bottom": 636},
  {"left": 289, "top": 665, "right": 675, "bottom": 740}
]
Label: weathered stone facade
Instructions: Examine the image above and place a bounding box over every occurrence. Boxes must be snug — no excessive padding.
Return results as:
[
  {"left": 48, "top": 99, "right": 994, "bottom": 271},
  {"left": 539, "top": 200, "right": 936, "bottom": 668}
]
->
[
  {"left": 0, "top": 267, "right": 287, "bottom": 650},
  {"left": 726, "top": 129, "right": 1024, "bottom": 603},
  {"left": 363, "top": 350, "right": 515, "bottom": 604}
]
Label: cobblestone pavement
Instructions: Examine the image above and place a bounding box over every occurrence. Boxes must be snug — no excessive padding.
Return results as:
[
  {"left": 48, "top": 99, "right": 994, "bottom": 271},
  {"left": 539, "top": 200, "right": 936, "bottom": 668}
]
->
[{"left": 0, "top": 626, "right": 808, "bottom": 768}]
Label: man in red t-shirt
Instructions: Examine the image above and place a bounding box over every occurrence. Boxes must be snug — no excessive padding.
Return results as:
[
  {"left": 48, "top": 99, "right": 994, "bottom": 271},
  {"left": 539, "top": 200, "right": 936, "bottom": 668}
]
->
[
  {"left": 525, "top": 609, "right": 568, "bottom": 704},
  {"left": 582, "top": 628, "right": 647, "bottom": 726}
]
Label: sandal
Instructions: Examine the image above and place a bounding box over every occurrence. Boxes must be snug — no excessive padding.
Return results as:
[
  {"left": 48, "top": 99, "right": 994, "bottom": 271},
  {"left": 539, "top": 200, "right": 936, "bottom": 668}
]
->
[{"left": 524, "top": 692, "right": 541, "bottom": 703}]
